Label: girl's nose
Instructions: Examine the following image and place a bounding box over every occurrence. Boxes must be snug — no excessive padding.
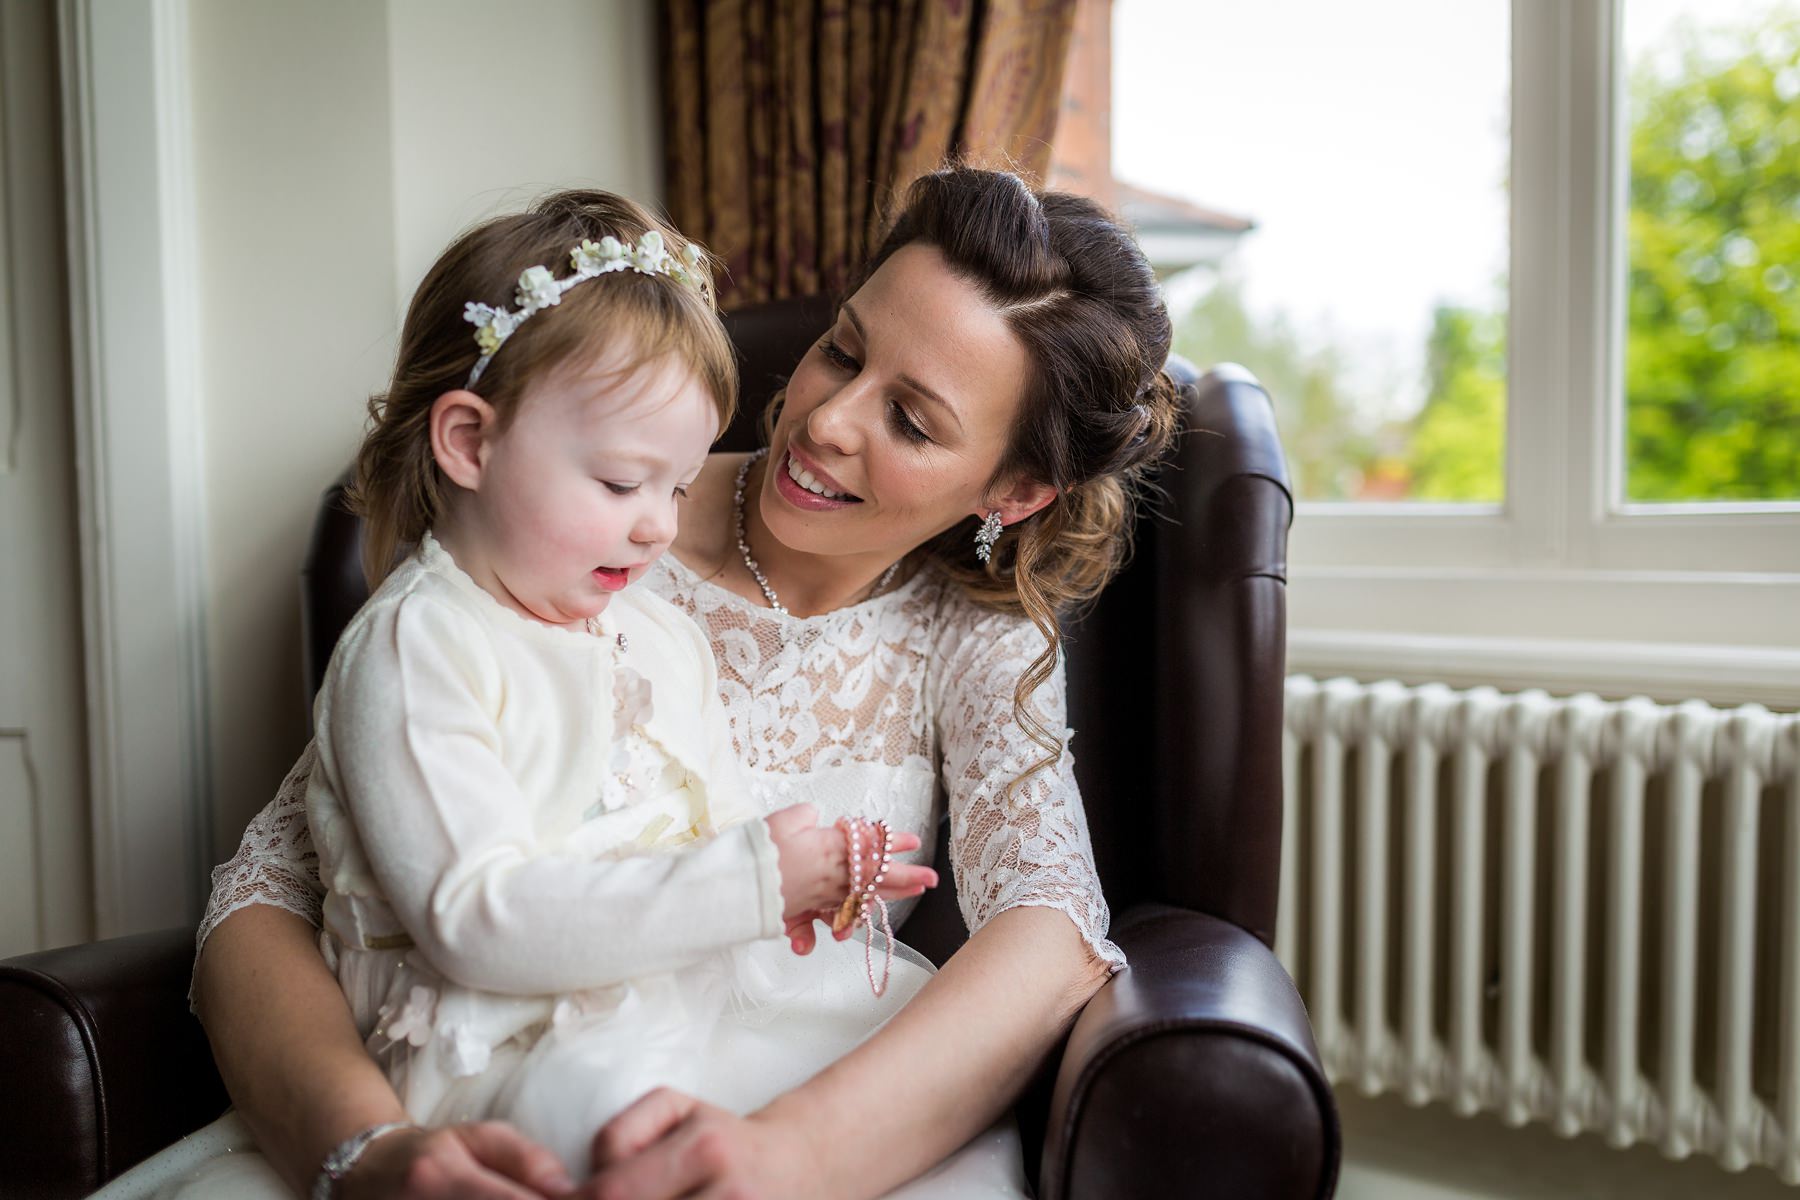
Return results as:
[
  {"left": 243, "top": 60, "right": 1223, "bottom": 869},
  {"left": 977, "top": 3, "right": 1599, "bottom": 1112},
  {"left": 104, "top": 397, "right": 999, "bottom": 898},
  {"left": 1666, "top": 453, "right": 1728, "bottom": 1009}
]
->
[{"left": 631, "top": 496, "right": 678, "bottom": 547}]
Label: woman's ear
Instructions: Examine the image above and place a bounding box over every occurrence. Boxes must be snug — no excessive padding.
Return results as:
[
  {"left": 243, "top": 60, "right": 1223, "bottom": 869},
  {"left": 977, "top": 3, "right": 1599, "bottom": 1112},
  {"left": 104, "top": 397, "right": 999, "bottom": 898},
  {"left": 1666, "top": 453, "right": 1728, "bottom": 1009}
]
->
[
  {"left": 430, "top": 390, "right": 498, "bottom": 490},
  {"left": 985, "top": 477, "right": 1057, "bottom": 527}
]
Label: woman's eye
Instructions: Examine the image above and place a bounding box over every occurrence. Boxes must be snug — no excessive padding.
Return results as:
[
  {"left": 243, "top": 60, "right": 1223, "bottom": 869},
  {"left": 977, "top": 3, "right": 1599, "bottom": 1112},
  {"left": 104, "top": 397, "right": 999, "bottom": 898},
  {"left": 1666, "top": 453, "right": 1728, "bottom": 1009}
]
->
[
  {"left": 886, "top": 399, "right": 931, "bottom": 445},
  {"left": 604, "top": 482, "right": 640, "bottom": 495},
  {"left": 818, "top": 337, "right": 860, "bottom": 371}
]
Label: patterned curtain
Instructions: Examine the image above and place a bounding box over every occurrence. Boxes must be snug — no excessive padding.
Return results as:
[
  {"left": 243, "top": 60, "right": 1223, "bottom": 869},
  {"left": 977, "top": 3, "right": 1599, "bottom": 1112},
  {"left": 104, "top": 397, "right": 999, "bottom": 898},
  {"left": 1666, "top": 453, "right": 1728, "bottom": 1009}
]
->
[{"left": 661, "top": 0, "right": 1079, "bottom": 310}]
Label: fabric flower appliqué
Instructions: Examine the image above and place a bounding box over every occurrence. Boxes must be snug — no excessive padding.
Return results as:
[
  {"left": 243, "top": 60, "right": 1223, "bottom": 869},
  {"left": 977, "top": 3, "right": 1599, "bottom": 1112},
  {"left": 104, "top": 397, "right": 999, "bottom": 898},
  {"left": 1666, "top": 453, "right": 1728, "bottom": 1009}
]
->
[
  {"left": 379, "top": 985, "right": 437, "bottom": 1048},
  {"left": 438, "top": 1020, "right": 492, "bottom": 1078},
  {"left": 613, "top": 666, "right": 654, "bottom": 731}
]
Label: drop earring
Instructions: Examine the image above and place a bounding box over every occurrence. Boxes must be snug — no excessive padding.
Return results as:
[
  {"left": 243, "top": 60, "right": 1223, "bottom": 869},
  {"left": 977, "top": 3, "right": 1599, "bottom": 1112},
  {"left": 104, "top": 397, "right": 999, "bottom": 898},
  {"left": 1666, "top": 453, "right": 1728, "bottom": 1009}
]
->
[{"left": 974, "top": 510, "right": 1003, "bottom": 564}]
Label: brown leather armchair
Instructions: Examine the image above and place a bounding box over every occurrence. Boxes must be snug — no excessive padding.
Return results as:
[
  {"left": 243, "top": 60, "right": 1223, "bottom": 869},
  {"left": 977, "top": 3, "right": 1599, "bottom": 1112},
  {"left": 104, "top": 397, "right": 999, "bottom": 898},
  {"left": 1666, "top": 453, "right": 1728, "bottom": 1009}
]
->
[{"left": 1, "top": 296, "right": 1338, "bottom": 1199}]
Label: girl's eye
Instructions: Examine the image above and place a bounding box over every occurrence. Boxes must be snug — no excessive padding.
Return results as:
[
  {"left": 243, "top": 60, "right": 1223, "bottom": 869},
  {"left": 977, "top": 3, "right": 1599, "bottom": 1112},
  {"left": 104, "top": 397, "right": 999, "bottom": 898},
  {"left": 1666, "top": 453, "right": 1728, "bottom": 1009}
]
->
[
  {"left": 818, "top": 337, "right": 860, "bottom": 371},
  {"left": 886, "top": 399, "right": 931, "bottom": 445},
  {"left": 604, "top": 482, "right": 639, "bottom": 495},
  {"left": 674, "top": 485, "right": 692, "bottom": 501}
]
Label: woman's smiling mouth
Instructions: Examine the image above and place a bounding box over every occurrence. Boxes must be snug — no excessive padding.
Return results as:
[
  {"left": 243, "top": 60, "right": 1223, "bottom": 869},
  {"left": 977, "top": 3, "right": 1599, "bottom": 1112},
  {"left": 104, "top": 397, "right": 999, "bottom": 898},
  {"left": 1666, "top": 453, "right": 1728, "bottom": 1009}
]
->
[{"left": 782, "top": 447, "right": 860, "bottom": 502}]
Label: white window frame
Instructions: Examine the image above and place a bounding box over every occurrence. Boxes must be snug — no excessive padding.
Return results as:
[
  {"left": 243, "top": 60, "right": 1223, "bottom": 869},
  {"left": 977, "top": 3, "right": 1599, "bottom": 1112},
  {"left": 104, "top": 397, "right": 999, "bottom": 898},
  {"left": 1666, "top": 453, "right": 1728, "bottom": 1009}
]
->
[
  {"left": 1287, "top": 0, "right": 1800, "bottom": 683},
  {"left": 59, "top": 0, "right": 213, "bottom": 936}
]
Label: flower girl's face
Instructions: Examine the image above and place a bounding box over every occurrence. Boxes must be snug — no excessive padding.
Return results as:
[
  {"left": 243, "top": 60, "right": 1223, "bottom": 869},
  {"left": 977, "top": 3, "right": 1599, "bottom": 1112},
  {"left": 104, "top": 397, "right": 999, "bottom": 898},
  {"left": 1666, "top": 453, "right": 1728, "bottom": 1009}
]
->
[
  {"left": 761, "top": 243, "right": 1053, "bottom": 566},
  {"left": 435, "top": 342, "right": 717, "bottom": 626}
]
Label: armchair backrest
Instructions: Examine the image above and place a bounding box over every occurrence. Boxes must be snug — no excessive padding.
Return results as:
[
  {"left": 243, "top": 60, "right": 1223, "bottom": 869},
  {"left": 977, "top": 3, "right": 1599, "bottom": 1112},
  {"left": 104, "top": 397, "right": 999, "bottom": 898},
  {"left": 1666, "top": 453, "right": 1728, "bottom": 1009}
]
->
[
  {"left": 301, "top": 296, "right": 1293, "bottom": 952},
  {"left": 1064, "top": 360, "right": 1292, "bottom": 946}
]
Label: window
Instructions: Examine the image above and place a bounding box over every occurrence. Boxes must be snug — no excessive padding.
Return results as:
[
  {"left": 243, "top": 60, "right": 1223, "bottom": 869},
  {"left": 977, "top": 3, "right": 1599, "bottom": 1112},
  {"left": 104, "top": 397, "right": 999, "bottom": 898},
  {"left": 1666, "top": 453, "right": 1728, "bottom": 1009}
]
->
[
  {"left": 1622, "top": 0, "right": 1800, "bottom": 504},
  {"left": 1112, "top": 0, "right": 1799, "bottom": 652},
  {"left": 1115, "top": 1, "right": 1512, "bottom": 505}
]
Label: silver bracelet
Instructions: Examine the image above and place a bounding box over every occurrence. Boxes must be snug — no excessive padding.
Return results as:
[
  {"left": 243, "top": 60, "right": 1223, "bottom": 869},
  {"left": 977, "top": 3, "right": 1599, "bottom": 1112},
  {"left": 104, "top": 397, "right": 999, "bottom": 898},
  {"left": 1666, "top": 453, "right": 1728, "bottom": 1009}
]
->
[{"left": 312, "top": 1121, "right": 415, "bottom": 1200}]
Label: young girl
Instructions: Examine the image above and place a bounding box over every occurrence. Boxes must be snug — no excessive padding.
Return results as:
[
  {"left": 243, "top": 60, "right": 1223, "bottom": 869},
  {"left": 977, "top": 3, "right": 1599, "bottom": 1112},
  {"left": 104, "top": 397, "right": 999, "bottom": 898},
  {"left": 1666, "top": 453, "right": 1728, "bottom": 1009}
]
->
[{"left": 304, "top": 192, "right": 939, "bottom": 1184}]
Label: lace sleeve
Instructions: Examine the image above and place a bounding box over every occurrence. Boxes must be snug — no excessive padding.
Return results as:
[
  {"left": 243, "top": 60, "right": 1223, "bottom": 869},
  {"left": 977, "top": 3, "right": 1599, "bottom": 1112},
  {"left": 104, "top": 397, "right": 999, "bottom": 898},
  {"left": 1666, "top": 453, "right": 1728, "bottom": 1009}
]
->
[
  {"left": 933, "top": 607, "right": 1126, "bottom": 973},
  {"left": 195, "top": 742, "right": 326, "bottom": 964}
]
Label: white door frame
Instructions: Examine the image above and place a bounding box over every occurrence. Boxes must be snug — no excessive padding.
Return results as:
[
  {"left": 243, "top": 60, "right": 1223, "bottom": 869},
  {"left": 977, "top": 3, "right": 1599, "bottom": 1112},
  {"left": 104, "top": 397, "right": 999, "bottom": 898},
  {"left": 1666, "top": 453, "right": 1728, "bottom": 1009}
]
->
[{"left": 59, "top": 0, "right": 210, "bottom": 936}]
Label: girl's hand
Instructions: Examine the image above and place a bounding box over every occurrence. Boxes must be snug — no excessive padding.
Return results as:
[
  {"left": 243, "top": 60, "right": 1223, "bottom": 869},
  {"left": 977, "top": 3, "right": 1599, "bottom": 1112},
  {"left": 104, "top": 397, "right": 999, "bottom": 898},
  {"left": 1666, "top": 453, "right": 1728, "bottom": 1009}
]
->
[
  {"left": 764, "top": 804, "right": 936, "bottom": 931},
  {"left": 578, "top": 1089, "right": 824, "bottom": 1200},
  {"left": 341, "top": 1122, "right": 573, "bottom": 1200}
]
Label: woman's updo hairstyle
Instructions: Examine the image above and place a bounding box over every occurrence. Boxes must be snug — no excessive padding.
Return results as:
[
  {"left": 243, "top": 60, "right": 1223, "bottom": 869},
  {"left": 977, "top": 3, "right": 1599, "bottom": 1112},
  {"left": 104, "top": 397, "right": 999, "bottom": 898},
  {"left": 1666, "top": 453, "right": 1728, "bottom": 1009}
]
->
[
  {"left": 849, "top": 167, "right": 1184, "bottom": 792},
  {"left": 352, "top": 189, "right": 735, "bottom": 585}
]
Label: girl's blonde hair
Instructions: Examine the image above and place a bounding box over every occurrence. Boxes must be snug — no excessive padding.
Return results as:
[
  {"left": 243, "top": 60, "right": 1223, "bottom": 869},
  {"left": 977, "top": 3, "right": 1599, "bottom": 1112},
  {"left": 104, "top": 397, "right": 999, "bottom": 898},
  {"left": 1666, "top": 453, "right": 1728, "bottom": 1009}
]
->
[{"left": 352, "top": 190, "right": 737, "bottom": 585}]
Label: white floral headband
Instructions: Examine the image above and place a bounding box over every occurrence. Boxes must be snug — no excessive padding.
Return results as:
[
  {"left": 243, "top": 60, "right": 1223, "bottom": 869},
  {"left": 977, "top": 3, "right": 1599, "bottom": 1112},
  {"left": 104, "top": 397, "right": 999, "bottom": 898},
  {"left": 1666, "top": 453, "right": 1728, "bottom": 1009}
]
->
[{"left": 461, "top": 230, "right": 707, "bottom": 387}]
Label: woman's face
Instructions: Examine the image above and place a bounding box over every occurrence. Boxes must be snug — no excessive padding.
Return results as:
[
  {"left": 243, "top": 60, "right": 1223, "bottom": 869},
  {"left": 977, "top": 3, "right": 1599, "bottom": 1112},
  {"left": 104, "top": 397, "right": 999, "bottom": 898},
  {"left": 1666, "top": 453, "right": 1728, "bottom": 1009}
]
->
[{"left": 760, "top": 243, "right": 1043, "bottom": 564}]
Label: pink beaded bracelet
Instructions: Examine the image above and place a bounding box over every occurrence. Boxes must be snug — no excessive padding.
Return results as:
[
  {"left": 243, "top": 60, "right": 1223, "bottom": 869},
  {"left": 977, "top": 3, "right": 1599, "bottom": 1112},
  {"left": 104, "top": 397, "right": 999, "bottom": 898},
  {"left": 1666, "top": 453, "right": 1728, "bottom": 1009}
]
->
[{"left": 831, "top": 817, "right": 895, "bottom": 997}]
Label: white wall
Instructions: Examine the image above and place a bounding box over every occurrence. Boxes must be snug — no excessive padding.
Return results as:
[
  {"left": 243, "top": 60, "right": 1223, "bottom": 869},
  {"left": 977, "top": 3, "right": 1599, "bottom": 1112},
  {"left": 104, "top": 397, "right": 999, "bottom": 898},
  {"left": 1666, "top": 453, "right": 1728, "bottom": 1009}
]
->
[
  {"left": 386, "top": 0, "right": 662, "bottom": 298},
  {"left": 188, "top": 0, "right": 663, "bottom": 857}
]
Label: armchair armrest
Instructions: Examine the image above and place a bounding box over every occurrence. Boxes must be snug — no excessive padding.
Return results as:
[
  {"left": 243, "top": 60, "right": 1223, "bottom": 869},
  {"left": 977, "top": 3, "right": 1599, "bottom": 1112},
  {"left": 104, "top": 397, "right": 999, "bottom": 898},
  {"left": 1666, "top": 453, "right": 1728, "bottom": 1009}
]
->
[
  {"left": 1037, "top": 904, "right": 1340, "bottom": 1199},
  {"left": 0, "top": 927, "right": 227, "bottom": 1199}
]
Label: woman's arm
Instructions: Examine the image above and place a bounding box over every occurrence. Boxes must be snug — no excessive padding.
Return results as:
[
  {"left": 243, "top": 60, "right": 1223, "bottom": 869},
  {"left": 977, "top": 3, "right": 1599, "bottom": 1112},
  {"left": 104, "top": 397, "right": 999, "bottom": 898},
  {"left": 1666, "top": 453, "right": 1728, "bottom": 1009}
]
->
[
  {"left": 195, "top": 748, "right": 573, "bottom": 1199},
  {"left": 766, "top": 903, "right": 1109, "bottom": 1193},
  {"left": 587, "top": 905, "right": 1109, "bottom": 1199},
  {"left": 196, "top": 904, "right": 573, "bottom": 1199},
  {"left": 194, "top": 904, "right": 408, "bottom": 1193}
]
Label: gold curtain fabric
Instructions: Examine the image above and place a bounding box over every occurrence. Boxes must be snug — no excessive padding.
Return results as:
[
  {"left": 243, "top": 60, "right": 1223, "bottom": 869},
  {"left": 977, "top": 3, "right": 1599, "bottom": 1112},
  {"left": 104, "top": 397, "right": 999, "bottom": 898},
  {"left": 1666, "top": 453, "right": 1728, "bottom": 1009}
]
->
[{"left": 661, "top": 0, "right": 1078, "bottom": 309}]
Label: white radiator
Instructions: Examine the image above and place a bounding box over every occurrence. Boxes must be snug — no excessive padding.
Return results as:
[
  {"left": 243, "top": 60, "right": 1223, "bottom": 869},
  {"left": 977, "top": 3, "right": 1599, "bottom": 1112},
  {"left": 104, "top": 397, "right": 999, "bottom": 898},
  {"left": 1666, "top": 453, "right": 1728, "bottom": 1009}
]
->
[{"left": 1280, "top": 676, "right": 1800, "bottom": 1182}]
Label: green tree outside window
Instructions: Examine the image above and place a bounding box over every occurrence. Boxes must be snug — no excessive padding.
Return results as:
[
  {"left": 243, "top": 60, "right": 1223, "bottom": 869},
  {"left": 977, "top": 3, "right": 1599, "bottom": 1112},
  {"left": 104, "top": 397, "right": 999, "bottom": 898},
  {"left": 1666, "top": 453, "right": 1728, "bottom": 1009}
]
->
[{"left": 1173, "top": 9, "right": 1799, "bottom": 504}]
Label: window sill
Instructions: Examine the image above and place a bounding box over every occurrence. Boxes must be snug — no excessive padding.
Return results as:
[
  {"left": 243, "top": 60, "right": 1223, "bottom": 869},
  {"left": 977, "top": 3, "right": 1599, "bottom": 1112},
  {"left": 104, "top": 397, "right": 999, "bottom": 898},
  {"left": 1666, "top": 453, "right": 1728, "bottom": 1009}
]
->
[{"left": 1288, "top": 628, "right": 1800, "bottom": 712}]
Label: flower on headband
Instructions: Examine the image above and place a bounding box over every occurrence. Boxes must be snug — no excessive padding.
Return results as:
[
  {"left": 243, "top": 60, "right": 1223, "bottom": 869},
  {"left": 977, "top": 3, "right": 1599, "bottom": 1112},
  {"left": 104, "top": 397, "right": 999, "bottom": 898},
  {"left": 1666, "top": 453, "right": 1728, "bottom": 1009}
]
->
[
  {"left": 571, "top": 239, "right": 608, "bottom": 274},
  {"left": 671, "top": 240, "right": 708, "bottom": 289},
  {"left": 464, "top": 302, "right": 517, "bottom": 357},
  {"left": 516, "top": 265, "right": 561, "bottom": 311},
  {"left": 461, "top": 235, "right": 707, "bottom": 388},
  {"left": 633, "top": 230, "right": 666, "bottom": 272}
]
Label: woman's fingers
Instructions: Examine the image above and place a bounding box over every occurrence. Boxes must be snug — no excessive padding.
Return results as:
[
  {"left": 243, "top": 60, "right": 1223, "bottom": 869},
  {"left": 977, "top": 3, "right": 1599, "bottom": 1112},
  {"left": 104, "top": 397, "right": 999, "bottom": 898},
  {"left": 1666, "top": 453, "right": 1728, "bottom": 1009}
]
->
[
  {"left": 576, "top": 1105, "right": 817, "bottom": 1200},
  {"left": 457, "top": 1122, "right": 575, "bottom": 1195},
  {"left": 585, "top": 1095, "right": 735, "bottom": 1200},
  {"left": 589, "top": 1088, "right": 699, "bottom": 1172},
  {"left": 878, "top": 863, "right": 937, "bottom": 896},
  {"left": 344, "top": 1124, "right": 560, "bottom": 1200}
]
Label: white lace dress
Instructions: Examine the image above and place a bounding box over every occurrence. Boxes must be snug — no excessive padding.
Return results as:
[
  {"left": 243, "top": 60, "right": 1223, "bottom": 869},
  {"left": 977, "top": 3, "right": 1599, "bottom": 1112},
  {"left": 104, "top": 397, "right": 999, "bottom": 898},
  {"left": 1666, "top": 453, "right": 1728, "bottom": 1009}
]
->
[{"left": 101, "top": 556, "right": 1124, "bottom": 1200}]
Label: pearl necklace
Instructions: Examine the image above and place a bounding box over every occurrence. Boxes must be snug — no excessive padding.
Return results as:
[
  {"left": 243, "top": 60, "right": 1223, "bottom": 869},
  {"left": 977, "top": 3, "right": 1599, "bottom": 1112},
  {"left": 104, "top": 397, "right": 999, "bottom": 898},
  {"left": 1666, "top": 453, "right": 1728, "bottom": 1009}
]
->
[{"left": 733, "top": 449, "right": 901, "bottom": 616}]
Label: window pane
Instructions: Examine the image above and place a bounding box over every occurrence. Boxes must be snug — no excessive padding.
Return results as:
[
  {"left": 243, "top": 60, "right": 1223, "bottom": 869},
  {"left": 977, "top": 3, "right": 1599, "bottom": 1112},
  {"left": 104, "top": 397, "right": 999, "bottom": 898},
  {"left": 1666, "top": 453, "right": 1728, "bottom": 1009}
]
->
[
  {"left": 1624, "top": 1, "right": 1800, "bottom": 502},
  {"left": 1113, "top": 1, "right": 1510, "bottom": 502}
]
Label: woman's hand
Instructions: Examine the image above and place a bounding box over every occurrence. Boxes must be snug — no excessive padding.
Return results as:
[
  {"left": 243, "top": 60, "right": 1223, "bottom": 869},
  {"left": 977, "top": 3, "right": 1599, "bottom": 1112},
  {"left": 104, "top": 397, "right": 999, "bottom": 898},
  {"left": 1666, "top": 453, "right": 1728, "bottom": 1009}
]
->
[
  {"left": 575, "top": 1089, "right": 823, "bottom": 1200},
  {"left": 765, "top": 804, "right": 936, "bottom": 942},
  {"left": 340, "top": 1122, "right": 574, "bottom": 1200}
]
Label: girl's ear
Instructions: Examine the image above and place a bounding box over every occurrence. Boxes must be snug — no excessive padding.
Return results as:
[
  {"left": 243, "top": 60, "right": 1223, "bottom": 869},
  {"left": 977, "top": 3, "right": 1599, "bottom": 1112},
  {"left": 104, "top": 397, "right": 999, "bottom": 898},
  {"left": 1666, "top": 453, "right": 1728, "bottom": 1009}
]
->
[
  {"left": 985, "top": 476, "right": 1057, "bottom": 527},
  {"left": 430, "top": 390, "right": 498, "bottom": 490}
]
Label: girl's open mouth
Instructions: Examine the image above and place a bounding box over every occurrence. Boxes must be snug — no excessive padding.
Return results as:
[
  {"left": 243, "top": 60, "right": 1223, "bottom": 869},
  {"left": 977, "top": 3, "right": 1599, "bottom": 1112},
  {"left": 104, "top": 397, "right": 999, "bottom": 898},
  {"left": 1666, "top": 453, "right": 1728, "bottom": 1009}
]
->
[{"left": 592, "top": 566, "right": 630, "bottom": 591}]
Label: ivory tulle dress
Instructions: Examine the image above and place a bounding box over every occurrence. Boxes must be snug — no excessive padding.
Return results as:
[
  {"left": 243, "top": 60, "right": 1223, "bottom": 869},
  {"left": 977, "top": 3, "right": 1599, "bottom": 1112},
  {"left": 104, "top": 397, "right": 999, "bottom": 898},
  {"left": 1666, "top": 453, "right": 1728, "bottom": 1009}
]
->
[{"left": 100, "top": 517, "right": 1123, "bottom": 1198}]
